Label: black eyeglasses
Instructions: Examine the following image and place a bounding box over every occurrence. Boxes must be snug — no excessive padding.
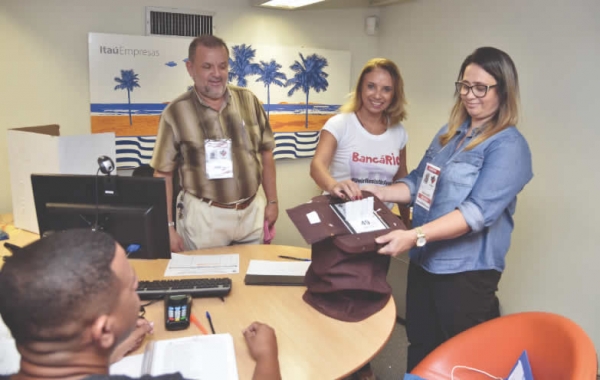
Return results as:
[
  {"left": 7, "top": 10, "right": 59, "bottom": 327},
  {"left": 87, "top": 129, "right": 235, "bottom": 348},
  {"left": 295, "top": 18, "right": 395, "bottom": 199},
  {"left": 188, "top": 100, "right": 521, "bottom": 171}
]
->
[{"left": 455, "top": 82, "right": 497, "bottom": 98}]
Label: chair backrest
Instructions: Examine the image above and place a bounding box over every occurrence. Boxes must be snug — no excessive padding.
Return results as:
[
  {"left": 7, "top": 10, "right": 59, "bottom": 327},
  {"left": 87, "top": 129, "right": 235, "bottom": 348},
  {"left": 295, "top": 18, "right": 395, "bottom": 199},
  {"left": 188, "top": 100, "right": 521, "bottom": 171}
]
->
[{"left": 411, "top": 311, "right": 597, "bottom": 380}]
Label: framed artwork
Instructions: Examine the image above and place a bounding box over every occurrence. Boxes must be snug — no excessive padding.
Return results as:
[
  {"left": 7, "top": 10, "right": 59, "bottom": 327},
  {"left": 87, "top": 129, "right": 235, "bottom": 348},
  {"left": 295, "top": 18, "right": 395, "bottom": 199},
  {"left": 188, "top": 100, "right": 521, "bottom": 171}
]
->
[{"left": 89, "top": 33, "right": 351, "bottom": 167}]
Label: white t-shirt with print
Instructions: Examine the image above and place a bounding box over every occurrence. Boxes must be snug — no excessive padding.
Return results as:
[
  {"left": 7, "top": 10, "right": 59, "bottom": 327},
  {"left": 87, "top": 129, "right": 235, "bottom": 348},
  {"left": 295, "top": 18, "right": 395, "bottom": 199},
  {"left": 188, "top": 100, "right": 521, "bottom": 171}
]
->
[{"left": 322, "top": 113, "right": 408, "bottom": 207}]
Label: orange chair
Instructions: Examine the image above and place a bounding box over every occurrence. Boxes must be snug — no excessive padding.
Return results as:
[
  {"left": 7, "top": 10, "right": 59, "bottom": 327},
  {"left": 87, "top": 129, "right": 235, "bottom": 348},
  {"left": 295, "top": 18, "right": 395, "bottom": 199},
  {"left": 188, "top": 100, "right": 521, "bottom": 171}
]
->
[{"left": 411, "top": 311, "right": 597, "bottom": 380}]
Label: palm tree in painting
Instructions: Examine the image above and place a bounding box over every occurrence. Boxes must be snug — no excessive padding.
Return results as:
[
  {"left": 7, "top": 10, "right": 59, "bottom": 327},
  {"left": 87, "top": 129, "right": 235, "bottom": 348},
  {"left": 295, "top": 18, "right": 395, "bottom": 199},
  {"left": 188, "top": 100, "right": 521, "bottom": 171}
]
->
[
  {"left": 114, "top": 69, "right": 141, "bottom": 125},
  {"left": 286, "top": 53, "right": 329, "bottom": 128},
  {"left": 255, "top": 60, "right": 287, "bottom": 118},
  {"left": 228, "top": 44, "right": 260, "bottom": 87}
]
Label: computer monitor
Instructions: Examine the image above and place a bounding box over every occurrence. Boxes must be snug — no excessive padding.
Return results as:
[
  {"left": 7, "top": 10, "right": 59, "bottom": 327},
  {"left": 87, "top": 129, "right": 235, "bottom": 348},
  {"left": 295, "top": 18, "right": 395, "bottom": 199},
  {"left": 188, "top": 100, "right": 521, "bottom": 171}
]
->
[{"left": 31, "top": 174, "right": 170, "bottom": 259}]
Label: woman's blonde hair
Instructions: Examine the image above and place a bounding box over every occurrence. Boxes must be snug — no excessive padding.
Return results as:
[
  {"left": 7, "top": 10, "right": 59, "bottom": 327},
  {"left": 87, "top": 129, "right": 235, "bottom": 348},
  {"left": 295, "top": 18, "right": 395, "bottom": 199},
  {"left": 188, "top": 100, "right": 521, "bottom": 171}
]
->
[
  {"left": 340, "top": 58, "right": 407, "bottom": 125},
  {"left": 440, "top": 47, "right": 520, "bottom": 150}
]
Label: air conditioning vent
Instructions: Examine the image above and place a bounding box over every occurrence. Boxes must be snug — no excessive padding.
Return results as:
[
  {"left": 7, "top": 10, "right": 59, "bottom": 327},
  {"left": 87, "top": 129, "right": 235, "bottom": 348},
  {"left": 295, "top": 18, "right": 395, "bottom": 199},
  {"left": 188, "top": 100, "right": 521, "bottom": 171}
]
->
[{"left": 146, "top": 7, "right": 213, "bottom": 37}]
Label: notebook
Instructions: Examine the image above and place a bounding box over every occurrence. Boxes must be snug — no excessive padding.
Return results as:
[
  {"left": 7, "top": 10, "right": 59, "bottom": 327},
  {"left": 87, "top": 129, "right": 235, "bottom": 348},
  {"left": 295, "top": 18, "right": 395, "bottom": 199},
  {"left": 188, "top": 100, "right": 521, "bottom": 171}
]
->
[
  {"left": 244, "top": 259, "right": 311, "bottom": 286},
  {"left": 141, "top": 334, "right": 238, "bottom": 379}
]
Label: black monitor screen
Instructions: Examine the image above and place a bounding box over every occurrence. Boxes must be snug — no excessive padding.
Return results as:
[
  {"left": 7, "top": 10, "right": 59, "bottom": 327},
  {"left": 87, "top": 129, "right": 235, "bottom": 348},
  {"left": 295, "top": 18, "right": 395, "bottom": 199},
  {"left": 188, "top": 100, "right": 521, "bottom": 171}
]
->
[{"left": 31, "top": 174, "right": 170, "bottom": 259}]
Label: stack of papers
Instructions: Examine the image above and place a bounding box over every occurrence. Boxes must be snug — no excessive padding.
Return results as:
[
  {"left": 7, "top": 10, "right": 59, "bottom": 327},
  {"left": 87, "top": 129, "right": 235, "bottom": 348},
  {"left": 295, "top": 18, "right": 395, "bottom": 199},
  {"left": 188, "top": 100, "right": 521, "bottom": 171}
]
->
[
  {"left": 164, "top": 253, "right": 240, "bottom": 277},
  {"left": 244, "top": 260, "right": 311, "bottom": 286}
]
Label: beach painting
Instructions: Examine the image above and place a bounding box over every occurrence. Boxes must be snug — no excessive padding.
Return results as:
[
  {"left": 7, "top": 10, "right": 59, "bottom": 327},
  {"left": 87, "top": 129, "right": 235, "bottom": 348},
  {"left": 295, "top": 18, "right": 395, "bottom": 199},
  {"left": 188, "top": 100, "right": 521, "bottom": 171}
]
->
[{"left": 89, "top": 33, "right": 351, "bottom": 167}]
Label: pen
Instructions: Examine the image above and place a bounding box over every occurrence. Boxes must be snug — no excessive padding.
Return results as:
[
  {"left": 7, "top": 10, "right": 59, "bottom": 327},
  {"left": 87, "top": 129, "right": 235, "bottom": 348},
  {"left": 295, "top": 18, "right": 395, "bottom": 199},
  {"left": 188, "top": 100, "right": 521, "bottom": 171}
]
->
[
  {"left": 190, "top": 313, "right": 209, "bottom": 335},
  {"left": 278, "top": 255, "right": 311, "bottom": 262},
  {"left": 206, "top": 311, "right": 216, "bottom": 334}
]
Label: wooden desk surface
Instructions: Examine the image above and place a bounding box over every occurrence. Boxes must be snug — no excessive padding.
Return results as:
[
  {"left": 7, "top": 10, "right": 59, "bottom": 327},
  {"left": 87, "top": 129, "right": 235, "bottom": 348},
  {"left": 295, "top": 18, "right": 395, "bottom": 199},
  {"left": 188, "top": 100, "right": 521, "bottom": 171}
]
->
[
  {"left": 0, "top": 214, "right": 38, "bottom": 261},
  {"left": 131, "top": 245, "right": 396, "bottom": 380},
  {"left": 0, "top": 215, "right": 396, "bottom": 379}
]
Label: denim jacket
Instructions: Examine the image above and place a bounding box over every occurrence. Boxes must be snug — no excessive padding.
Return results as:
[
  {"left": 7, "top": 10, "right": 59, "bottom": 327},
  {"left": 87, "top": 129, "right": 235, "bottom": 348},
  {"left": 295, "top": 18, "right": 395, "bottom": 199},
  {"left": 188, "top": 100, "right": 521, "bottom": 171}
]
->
[{"left": 398, "top": 120, "right": 533, "bottom": 274}]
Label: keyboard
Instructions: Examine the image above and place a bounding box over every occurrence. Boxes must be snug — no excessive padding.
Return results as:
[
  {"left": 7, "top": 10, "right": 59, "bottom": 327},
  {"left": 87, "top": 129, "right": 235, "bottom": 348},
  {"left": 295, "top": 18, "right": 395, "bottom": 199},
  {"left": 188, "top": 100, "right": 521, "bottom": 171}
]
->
[{"left": 136, "top": 278, "right": 232, "bottom": 300}]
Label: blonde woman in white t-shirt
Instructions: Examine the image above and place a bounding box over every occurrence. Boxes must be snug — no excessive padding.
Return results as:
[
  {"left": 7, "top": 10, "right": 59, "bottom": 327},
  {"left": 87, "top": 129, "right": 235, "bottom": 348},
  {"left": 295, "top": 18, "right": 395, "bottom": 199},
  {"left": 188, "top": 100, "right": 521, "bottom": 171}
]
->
[{"left": 310, "top": 58, "right": 411, "bottom": 227}]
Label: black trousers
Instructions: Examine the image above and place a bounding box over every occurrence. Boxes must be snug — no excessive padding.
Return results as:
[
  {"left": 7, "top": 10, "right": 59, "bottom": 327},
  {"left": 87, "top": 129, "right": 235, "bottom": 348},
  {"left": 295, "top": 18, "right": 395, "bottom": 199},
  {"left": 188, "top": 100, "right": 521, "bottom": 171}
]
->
[{"left": 406, "top": 261, "right": 501, "bottom": 372}]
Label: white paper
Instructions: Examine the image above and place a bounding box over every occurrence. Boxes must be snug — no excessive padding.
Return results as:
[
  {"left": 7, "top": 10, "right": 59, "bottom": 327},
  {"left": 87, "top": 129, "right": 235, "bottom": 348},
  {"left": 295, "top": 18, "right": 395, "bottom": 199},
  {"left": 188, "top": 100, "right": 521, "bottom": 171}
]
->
[
  {"left": 507, "top": 361, "right": 525, "bottom": 380},
  {"left": 164, "top": 253, "right": 240, "bottom": 277},
  {"left": 246, "top": 260, "right": 311, "bottom": 276},
  {"left": 110, "top": 354, "right": 143, "bottom": 377},
  {"left": 0, "top": 338, "right": 20, "bottom": 375},
  {"left": 343, "top": 196, "right": 373, "bottom": 221},
  {"left": 148, "top": 334, "right": 238, "bottom": 379},
  {"left": 0, "top": 316, "right": 19, "bottom": 376},
  {"left": 0, "top": 316, "right": 11, "bottom": 340},
  {"left": 306, "top": 211, "right": 321, "bottom": 224},
  {"left": 331, "top": 197, "right": 387, "bottom": 233}
]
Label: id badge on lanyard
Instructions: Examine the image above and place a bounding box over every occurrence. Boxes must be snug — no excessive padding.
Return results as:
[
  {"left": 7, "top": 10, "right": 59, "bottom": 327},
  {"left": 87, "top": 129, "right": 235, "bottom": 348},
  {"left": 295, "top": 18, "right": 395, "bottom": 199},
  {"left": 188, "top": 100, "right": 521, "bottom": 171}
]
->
[
  {"left": 415, "top": 163, "right": 441, "bottom": 211},
  {"left": 205, "top": 139, "right": 233, "bottom": 179}
]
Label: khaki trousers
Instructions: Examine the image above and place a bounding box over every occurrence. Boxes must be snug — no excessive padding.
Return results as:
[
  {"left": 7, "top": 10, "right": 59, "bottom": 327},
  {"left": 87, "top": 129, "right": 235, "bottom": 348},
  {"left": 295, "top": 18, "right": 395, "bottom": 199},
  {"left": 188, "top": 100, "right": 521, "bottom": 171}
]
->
[{"left": 176, "top": 191, "right": 265, "bottom": 250}]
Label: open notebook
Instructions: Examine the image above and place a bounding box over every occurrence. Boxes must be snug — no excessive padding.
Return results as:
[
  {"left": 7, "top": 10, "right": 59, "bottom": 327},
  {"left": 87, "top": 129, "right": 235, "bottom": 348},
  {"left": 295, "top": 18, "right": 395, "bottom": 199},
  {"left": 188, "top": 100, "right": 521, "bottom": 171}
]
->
[
  {"left": 112, "top": 334, "right": 239, "bottom": 379},
  {"left": 1, "top": 317, "right": 238, "bottom": 379}
]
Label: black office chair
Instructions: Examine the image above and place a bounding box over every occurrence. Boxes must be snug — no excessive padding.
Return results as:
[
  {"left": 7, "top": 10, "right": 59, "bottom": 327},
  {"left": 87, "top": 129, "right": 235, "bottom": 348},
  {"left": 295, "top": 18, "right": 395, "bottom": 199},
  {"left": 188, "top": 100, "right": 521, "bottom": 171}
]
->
[{"left": 132, "top": 165, "right": 181, "bottom": 227}]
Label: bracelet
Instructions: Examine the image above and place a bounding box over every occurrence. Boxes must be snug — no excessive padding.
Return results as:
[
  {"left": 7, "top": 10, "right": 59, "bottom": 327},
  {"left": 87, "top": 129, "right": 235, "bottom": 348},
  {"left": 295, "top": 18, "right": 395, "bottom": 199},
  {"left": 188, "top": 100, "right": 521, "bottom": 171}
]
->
[
  {"left": 167, "top": 222, "right": 175, "bottom": 227},
  {"left": 268, "top": 200, "right": 278, "bottom": 204}
]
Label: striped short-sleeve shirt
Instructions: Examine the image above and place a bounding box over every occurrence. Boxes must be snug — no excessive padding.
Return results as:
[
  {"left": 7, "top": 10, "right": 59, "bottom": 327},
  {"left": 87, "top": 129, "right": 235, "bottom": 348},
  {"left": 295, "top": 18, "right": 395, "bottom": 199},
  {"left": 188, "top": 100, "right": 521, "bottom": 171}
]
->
[{"left": 150, "top": 86, "right": 275, "bottom": 203}]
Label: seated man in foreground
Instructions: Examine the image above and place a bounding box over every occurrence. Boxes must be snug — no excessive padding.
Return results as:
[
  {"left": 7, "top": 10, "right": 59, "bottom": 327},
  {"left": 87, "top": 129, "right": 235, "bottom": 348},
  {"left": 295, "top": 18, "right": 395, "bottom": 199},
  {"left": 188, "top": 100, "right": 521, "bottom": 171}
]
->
[{"left": 0, "top": 229, "right": 281, "bottom": 380}]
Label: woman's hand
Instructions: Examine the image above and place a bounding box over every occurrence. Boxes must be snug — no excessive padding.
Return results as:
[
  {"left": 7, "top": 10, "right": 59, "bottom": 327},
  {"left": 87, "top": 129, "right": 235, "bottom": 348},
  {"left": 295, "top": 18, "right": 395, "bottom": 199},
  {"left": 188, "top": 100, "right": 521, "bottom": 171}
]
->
[
  {"left": 375, "top": 229, "right": 416, "bottom": 257},
  {"left": 329, "top": 180, "right": 363, "bottom": 200},
  {"left": 361, "top": 184, "right": 385, "bottom": 201}
]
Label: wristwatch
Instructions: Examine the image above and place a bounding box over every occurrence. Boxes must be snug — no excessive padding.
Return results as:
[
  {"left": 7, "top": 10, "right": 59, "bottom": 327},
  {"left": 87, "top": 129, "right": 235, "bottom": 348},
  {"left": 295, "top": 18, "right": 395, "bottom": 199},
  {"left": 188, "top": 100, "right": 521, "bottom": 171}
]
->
[{"left": 415, "top": 227, "right": 427, "bottom": 247}]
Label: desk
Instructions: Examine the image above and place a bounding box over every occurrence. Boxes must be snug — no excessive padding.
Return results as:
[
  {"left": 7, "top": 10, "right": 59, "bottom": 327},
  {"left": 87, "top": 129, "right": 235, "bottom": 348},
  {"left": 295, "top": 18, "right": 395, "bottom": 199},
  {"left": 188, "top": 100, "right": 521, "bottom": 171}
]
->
[
  {"left": 0, "top": 216, "right": 396, "bottom": 379},
  {"left": 132, "top": 245, "right": 396, "bottom": 380},
  {"left": 0, "top": 214, "right": 38, "bottom": 260}
]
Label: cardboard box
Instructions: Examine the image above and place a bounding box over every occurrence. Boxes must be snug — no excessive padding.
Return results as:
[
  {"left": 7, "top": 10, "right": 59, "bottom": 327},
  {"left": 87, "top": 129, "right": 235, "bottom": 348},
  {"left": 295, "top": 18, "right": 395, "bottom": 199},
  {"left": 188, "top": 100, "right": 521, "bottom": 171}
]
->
[{"left": 7, "top": 125, "right": 115, "bottom": 233}]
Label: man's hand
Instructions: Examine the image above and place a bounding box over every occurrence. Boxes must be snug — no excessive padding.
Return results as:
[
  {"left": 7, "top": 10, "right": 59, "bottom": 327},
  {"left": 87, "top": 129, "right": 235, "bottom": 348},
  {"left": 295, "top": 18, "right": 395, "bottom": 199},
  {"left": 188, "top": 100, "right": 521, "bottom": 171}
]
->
[
  {"left": 169, "top": 226, "right": 185, "bottom": 252},
  {"left": 264, "top": 203, "right": 279, "bottom": 227},
  {"left": 110, "top": 318, "right": 154, "bottom": 364},
  {"left": 243, "top": 321, "right": 278, "bottom": 362}
]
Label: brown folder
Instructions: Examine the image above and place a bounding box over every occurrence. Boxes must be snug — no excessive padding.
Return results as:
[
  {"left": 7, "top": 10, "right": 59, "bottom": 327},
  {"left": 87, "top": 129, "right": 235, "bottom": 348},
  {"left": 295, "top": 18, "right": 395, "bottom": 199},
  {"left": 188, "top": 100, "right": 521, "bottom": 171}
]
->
[{"left": 286, "top": 191, "right": 406, "bottom": 254}]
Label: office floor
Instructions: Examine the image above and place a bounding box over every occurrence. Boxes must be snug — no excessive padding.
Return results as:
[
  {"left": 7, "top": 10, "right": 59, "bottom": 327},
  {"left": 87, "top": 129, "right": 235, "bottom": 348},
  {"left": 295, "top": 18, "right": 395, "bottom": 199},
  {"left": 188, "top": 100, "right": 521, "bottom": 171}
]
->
[{"left": 370, "top": 321, "right": 408, "bottom": 380}]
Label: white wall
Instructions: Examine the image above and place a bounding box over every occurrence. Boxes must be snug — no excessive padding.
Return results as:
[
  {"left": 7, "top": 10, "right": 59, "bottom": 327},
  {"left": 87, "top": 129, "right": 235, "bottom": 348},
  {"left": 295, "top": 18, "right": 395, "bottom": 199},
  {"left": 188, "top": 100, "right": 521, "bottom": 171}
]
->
[
  {"left": 0, "top": 0, "right": 381, "bottom": 247},
  {"left": 380, "top": 0, "right": 600, "bottom": 363}
]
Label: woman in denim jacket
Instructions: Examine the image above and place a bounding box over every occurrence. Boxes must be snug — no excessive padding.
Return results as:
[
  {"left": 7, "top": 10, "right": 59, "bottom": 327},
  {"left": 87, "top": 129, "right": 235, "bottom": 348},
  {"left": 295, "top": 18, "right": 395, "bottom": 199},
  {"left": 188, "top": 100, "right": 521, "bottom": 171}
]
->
[{"left": 365, "top": 47, "right": 533, "bottom": 371}]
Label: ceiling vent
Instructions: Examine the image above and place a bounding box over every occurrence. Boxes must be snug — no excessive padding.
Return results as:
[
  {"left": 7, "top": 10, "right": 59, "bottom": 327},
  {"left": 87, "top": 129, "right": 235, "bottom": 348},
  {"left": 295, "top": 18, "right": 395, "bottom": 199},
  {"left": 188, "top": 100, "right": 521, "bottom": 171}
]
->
[{"left": 145, "top": 7, "right": 213, "bottom": 37}]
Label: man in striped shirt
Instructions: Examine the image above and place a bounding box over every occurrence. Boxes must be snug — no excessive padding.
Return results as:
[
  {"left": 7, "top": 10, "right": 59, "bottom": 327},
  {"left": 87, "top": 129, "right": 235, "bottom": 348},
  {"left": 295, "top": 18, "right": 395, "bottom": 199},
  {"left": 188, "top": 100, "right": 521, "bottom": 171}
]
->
[{"left": 151, "top": 35, "right": 278, "bottom": 251}]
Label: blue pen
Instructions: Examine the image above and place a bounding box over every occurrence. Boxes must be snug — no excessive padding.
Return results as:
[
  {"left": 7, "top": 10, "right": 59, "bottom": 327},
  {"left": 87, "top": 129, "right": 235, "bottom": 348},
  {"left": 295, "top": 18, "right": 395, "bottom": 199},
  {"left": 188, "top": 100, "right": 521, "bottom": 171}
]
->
[
  {"left": 278, "top": 255, "right": 311, "bottom": 262},
  {"left": 206, "top": 311, "right": 216, "bottom": 334}
]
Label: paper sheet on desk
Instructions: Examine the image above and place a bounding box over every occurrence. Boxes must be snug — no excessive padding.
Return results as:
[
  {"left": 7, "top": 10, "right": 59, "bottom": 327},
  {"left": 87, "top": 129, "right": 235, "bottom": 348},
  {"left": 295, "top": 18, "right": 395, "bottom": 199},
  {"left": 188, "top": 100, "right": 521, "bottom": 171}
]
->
[
  {"left": 164, "top": 253, "right": 240, "bottom": 277},
  {"left": 110, "top": 354, "right": 143, "bottom": 377},
  {"left": 0, "top": 315, "right": 20, "bottom": 376},
  {"left": 246, "top": 260, "right": 311, "bottom": 276},
  {"left": 0, "top": 338, "right": 19, "bottom": 375}
]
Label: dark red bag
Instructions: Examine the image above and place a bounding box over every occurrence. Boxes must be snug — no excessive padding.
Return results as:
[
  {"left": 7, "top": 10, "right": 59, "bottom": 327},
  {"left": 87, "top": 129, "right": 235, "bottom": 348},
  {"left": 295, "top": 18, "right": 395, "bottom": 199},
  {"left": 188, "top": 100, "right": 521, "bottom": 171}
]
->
[{"left": 287, "top": 191, "right": 406, "bottom": 322}]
